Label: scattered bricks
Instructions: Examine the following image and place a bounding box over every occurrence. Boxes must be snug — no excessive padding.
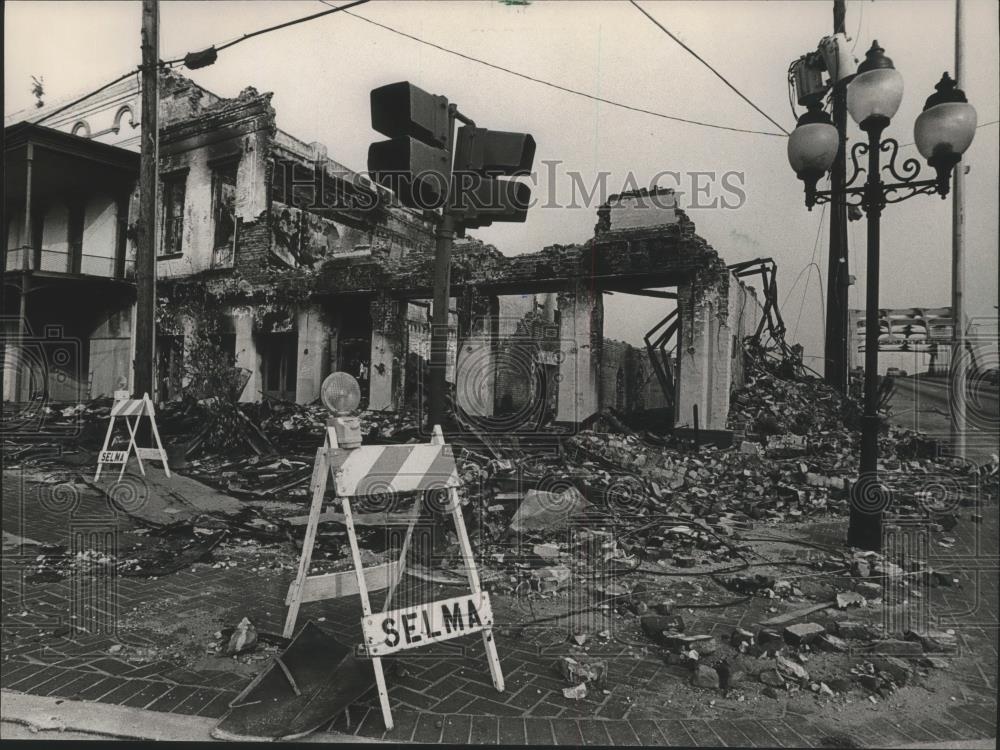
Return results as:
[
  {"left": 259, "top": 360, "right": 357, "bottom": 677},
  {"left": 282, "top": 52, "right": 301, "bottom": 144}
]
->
[
  {"left": 865, "top": 639, "right": 923, "bottom": 657},
  {"left": 871, "top": 656, "right": 912, "bottom": 686},
  {"left": 661, "top": 633, "right": 715, "bottom": 653},
  {"left": 562, "top": 683, "right": 588, "bottom": 700},
  {"left": 827, "top": 677, "right": 852, "bottom": 693},
  {"left": 766, "top": 434, "right": 808, "bottom": 458},
  {"left": 917, "top": 656, "right": 949, "bottom": 669},
  {"left": 851, "top": 559, "right": 871, "bottom": 578},
  {"left": 640, "top": 614, "right": 686, "bottom": 642},
  {"left": 691, "top": 664, "right": 719, "bottom": 690},
  {"left": 815, "top": 633, "right": 849, "bottom": 653},
  {"left": 558, "top": 657, "right": 607, "bottom": 687},
  {"left": 730, "top": 628, "right": 754, "bottom": 651},
  {"left": 740, "top": 441, "right": 763, "bottom": 457},
  {"left": 872, "top": 560, "right": 904, "bottom": 578},
  {"left": 905, "top": 629, "right": 958, "bottom": 653},
  {"left": 533, "top": 543, "right": 561, "bottom": 560},
  {"left": 756, "top": 628, "right": 783, "bottom": 652},
  {"left": 930, "top": 571, "right": 957, "bottom": 587},
  {"left": 858, "top": 673, "right": 880, "bottom": 691},
  {"left": 783, "top": 623, "right": 826, "bottom": 646},
  {"left": 695, "top": 637, "right": 719, "bottom": 656},
  {"left": 654, "top": 599, "right": 675, "bottom": 615},
  {"left": 715, "top": 659, "right": 747, "bottom": 690},
  {"left": 856, "top": 582, "right": 883, "bottom": 600},
  {"left": 836, "top": 621, "right": 883, "bottom": 640},
  {"left": 758, "top": 669, "right": 785, "bottom": 688},
  {"left": 776, "top": 654, "right": 809, "bottom": 684},
  {"left": 673, "top": 555, "right": 697, "bottom": 568},
  {"left": 837, "top": 591, "right": 865, "bottom": 609},
  {"left": 532, "top": 564, "right": 571, "bottom": 592}
]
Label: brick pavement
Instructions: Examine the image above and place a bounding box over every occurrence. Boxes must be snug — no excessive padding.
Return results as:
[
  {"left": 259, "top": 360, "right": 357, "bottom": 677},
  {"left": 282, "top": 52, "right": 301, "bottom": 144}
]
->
[{"left": 2, "top": 462, "right": 997, "bottom": 745}]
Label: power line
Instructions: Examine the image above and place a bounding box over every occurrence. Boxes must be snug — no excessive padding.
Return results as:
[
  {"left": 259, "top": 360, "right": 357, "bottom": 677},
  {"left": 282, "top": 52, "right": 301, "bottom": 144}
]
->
[
  {"left": 323, "top": 1, "right": 787, "bottom": 138},
  {"left": 783, "top": 204, "right": 827, "bottom": 310},
  {"left": 628, "top": 0, "right": 790, "bottom": 136},
  {"left": 34, "top": 70, "right": 139, "bottom": 125},
  {"left": 32, "top": 1, "right": 369, "bottom": 127},
  {"left": 166, "top": 0, "right": 370, "bottom": 64}
]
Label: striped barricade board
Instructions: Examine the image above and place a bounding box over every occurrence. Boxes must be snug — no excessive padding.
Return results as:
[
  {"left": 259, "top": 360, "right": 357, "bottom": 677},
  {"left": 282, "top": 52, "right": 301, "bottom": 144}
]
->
[
  {"left": 282, "top": 424, "right": 503, "bottom": 732},
  {"left": 93, "top": 391, "right": 170, "bottom": 482}
]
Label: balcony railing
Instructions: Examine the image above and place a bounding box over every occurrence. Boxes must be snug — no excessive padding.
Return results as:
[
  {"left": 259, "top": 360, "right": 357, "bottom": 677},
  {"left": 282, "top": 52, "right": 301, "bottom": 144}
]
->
[{"left": 4, "top": 246, "right": 135, "bottom": 279}]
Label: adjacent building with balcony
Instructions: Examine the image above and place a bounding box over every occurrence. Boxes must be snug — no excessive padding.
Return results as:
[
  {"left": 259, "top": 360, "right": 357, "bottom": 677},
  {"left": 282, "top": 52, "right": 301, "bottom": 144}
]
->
[{"left": 3, "top": 122, "right": 139, "bottom": 402}]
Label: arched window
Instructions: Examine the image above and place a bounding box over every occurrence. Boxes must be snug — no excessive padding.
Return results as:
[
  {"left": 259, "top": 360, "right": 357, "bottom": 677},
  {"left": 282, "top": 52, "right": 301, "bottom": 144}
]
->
[
  {"left": 71, "top": 121, "right": 91, "bottom": 137},
  {"left": 113, "top": 105, "right": 136, "bottom": 132}
]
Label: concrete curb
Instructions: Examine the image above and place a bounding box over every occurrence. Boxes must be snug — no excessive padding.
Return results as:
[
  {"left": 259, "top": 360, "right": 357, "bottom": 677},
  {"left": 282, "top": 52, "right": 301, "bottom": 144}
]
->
[{"left": 0, "top": 690, "right": 380, "bottom": 743}]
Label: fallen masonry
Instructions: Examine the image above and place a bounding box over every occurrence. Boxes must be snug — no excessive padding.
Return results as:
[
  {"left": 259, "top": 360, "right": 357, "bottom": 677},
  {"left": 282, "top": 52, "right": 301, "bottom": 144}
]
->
[{"left": 3, "top": 334, "right": 998, "bottom": 732}]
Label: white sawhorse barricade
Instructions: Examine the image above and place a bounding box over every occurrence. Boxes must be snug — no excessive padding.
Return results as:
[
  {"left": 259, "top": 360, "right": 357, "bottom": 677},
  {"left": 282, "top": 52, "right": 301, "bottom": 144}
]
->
[
  {"left": 283, "top": 424, "right": 504, "bottom": 730},
  {"left": 93, "top": 391, "right": 170, "bottom": 482}
]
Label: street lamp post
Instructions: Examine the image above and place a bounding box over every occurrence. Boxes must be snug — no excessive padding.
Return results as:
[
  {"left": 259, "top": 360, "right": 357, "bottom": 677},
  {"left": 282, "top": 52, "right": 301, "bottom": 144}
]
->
[{"left": 787, "top": 41, "right": 978, "bottom": 551}]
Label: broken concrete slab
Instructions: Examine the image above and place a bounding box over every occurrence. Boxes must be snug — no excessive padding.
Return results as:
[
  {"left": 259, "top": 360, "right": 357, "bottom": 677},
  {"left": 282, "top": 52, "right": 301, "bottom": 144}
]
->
[
  {"left": 864, "top": 639, "right": 923, "bottom": 656},
  {"left": 815, "top": 633, "right": 849, "bottom": 653},
  {"left": 835, "top": 621, "right": 884, "bottom": 640},
  {"left": 783, "top": 622, "right": 826, "bottom": 646},
  {"left": 837, "top": 591, "right": 866, "bottom": 609},
  {"left": 508, "top": 486, "right": 591, "bottom": 533},
  {"left": 640, "top": 614, "right": 686, "bottom": 641},
  {"left": 87, "top": 466, "right": 243, "bottom": 527},
  {"left": 531, "top": 564, "right": 571, "bottom": 592},
  {"left": 905, "top": 629, "right": 958, "bottom": 653},
  {"left": 870, "top": 656, "right": 913, "bottom": 686},
  {"left": 691, "top": 664, "right": 719, "bottom": 689},
  {"left": 775, "top": 654, "right": 809, "bottom": 683}
]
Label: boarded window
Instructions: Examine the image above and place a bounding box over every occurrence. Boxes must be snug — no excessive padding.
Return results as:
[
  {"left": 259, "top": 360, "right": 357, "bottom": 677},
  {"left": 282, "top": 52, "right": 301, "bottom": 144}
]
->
[{"left": 161, "top": 175, "right": 186, "bottom": 256}]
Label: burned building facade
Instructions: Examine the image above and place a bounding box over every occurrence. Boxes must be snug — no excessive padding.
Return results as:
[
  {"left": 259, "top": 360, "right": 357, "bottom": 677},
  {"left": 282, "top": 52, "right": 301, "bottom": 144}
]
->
[{"left": 4, "top": 70, "right": 762, "bottom": 431}]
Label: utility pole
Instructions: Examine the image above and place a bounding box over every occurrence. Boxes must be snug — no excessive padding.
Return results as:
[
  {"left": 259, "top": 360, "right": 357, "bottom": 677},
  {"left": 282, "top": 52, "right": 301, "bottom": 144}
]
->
[
  {"left": 950, "top": 0, "right": 967, "bottom": 459},
  {"left": 135, "top": 0, "right": 158, "bottom": 407},
  {"left": 825, "top": 0, "right": 850, "bottom": 394}
]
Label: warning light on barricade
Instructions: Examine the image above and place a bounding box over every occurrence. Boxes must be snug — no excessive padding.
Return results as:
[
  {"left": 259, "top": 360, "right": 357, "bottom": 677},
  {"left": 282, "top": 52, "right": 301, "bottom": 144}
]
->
[{"left": 321, "top": 372, "right": 363, "bottom": 449}]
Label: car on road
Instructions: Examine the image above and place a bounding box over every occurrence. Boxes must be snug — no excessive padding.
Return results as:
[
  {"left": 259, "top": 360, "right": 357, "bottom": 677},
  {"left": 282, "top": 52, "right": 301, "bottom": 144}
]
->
[{"left": 885, "top": 367, "right": 907, "bottom": 377}]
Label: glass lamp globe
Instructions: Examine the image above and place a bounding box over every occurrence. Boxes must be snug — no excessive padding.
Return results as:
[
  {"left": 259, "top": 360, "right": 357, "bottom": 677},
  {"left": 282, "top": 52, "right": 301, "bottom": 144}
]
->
[
  {"left": 914, "top": 73, "right": 977, "bottom": 166},
  {"left": 787, "top": 105, "right": 838, "bottom": 180},
  {"left": 847, "top": 41, "right": 904, "bottom": 131}
]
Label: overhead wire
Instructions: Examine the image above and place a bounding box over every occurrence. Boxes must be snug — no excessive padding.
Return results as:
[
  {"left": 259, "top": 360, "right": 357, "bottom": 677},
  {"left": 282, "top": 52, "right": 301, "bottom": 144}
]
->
[
  {"left": 628, "top": 0, "right": 790, "bottom": 135},
  {"left": 34, "top": 70, "right": 139, "bottom": 126},
  {"left": 33, "top": 0, "right": 370, "bottom": 126},
  {"left": 164, "top": 0, "right": 370, "bottom": 64},
  {"left": 321, "top": 0, "right": 787, "bottom": 138}
]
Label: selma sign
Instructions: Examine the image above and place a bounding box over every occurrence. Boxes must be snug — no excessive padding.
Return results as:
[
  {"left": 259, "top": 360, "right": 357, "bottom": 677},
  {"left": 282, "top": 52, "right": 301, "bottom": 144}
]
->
[{"left": 362, "top": 592, "right": 494, "bottom": 656}]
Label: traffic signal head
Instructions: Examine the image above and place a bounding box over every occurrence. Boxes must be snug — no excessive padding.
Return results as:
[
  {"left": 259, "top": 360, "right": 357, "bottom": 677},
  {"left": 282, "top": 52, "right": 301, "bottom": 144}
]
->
[
  {"left": 451, "top": 174, "right": 531, "bottom": 224},
  {"left": 368, "top": 137, "right": 450, "bottom": 210},
  {"left": 454, "top": 127, "right": 536, "bottom": 175},
  {"left": 370, "top": 81, "right": 450, "bottom": 148}
]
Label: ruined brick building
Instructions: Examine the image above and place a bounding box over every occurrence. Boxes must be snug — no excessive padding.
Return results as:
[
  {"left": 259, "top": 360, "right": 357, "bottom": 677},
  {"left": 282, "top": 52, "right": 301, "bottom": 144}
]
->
[{"left": 4, "top": 70, "right": 762, "bottom": 430}]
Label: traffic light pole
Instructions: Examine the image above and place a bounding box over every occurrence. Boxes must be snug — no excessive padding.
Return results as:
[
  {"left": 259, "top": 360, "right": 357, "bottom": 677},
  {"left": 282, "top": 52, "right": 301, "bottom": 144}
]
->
[{"left": 427, "top": 105, "right": 471, "bottom": 429}]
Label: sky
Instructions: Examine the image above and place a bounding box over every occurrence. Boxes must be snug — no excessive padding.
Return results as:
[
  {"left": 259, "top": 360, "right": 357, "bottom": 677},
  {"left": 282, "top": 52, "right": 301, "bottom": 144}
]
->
[{"left": 4, "top": 0, "right": 998, "bottom": 359}]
